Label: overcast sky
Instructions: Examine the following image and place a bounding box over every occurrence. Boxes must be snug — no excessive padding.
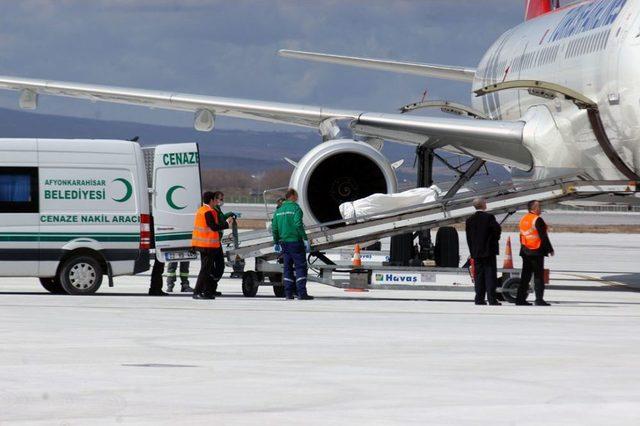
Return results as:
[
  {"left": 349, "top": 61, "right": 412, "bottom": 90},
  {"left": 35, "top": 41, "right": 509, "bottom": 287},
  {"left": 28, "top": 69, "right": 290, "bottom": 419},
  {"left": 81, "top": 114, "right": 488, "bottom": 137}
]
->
[{"left": 0, "top": 0, "right": 527, "bottom": 130}]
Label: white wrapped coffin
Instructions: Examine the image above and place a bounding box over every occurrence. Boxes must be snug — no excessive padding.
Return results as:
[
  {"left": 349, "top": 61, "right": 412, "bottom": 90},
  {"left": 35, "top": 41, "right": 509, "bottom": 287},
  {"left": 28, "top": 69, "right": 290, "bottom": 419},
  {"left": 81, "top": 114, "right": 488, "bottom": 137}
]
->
[{"left": 339, "top": 186, "right": 446, "bottom": 222}]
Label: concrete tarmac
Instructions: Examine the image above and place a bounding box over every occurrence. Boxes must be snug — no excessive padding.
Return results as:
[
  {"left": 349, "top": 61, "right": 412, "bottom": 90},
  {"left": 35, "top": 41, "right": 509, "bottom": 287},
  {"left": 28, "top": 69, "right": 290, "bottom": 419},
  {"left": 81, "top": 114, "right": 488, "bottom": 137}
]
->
[{"left": 1, "top": 233, "right": 640, "bottom": 425}]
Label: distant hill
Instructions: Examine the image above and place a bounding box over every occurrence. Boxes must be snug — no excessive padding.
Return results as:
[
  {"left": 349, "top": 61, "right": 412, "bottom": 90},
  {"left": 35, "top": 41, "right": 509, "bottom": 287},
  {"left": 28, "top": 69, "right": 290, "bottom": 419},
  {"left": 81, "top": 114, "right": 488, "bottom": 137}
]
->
[{"left": 0, "top": 107, "right": 510, "bottom": 184}]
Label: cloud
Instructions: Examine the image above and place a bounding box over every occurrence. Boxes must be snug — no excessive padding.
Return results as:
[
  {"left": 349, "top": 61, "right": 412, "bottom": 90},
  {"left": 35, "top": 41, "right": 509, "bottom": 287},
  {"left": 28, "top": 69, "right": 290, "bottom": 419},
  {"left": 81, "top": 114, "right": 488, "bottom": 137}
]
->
[{"left": 0, "top": 0, "right": 523, "bottom": 129}]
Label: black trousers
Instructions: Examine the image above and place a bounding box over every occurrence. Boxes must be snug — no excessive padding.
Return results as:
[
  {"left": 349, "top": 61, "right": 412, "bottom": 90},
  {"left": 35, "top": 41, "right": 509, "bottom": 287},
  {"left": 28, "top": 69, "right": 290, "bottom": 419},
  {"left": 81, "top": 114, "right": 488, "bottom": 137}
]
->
[
  {"left": 149, "top": 259, "right": 165, "bottom": 293},
  {"left": 167, "top": 261, "right": 190, "bottom": 285},
  {"left": 517, "top": 255, "right": 545, "bottom": 302},
  {"left": 473, "top": 256, "right": 498, "bottom": 303},
  {"left": 194, "top": 248, "right": 225, "bottom": 297}
]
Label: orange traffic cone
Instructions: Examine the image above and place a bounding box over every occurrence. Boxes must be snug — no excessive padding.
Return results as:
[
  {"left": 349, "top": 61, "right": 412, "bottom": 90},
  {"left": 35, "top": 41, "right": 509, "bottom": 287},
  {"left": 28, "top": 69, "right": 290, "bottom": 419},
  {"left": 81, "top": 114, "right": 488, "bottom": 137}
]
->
[
  {"left": 352, "top": 243, "right": 362, "bottom": 267},
  {"left": 503, "top": 236, "right": 514, "bottom": 270},
  {"left": 346, "top": 244, "right": 368, "bottom": 292}
]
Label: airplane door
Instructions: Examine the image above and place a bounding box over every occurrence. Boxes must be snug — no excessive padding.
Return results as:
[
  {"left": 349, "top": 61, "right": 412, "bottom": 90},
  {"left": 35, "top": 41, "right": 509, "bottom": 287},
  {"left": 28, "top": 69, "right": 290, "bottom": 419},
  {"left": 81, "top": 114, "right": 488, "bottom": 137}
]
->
[{"left": 152, "top": 143, "right": 202, "bottom": 262}]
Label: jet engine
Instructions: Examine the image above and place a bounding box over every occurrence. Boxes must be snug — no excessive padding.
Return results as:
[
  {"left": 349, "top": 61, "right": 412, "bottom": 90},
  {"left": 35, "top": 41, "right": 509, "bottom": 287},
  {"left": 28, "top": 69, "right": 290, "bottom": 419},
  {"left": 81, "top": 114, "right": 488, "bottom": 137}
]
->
[{"left": 288, "top": 139, "right": 398, "bottom": 226}]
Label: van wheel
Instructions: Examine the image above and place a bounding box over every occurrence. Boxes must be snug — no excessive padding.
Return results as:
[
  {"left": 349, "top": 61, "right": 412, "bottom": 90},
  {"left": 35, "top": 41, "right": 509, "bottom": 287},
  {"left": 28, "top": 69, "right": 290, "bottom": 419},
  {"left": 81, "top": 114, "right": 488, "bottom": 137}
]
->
[
  {"left": 39, "top": 277, "right": 66, "bottom": 294},
  {"left": 434, "top": 227, "right": 459, "bottom": 267},
  {"left": 59, "top": 255, "right": 103, "bottom": 295}
]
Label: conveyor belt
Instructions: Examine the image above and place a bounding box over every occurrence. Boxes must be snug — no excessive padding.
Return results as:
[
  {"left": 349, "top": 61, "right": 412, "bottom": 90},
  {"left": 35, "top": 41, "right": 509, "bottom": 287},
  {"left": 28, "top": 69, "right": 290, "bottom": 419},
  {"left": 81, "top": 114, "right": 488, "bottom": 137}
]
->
[{"left": 227, "top": 177, "right": 637, "bottom": 261}]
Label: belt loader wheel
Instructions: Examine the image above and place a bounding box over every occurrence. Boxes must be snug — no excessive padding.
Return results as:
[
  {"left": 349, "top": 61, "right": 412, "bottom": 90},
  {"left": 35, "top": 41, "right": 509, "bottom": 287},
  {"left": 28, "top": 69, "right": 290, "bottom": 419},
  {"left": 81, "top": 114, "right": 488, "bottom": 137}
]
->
[
  {"left": 501, "top": 277, "right": 522, "bottom": 304},
  {"left": 268, "top": 273, "right": 285, "bottom": 297},
  {"left": 242, "top": 271, "right": 259, "bottom": 297},
  {"left": 39, "top": 277, "right": 66, "bottom": 294},
  {"left": 495, "top": 276, "right": 506, "bottom": 301}
]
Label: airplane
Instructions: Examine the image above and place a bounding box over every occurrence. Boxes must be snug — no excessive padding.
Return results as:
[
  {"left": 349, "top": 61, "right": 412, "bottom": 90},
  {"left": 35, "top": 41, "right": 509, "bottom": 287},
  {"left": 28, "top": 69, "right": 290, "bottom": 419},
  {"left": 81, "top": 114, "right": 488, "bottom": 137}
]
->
[{"left": 0, "top": 0, "right": 637, "bottom": 228}]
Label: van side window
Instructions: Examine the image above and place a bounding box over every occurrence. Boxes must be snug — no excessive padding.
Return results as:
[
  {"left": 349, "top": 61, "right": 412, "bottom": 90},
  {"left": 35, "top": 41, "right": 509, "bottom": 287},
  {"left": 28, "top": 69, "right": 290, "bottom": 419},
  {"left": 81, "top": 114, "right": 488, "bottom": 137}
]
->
[{"left": 0, "top": 167, "right": 39, "bottom": 213}]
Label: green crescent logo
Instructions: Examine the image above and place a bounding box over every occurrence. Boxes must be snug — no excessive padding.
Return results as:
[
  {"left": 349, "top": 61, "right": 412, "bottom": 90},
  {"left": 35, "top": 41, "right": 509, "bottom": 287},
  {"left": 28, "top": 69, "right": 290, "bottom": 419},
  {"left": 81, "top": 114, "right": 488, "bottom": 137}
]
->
[
  {"left": 112, "top": 178, "right": 133, "bottom": 203},
  {"left": 166, "top": 185, "right": 187, "bottom": 210}
]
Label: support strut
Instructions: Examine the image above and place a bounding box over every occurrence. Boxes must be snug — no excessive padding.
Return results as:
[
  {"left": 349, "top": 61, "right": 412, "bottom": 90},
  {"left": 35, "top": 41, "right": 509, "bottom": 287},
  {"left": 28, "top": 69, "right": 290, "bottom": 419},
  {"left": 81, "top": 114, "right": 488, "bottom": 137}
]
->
[{"left": 442, "top": 158, "right": 486, "bottom": 200}]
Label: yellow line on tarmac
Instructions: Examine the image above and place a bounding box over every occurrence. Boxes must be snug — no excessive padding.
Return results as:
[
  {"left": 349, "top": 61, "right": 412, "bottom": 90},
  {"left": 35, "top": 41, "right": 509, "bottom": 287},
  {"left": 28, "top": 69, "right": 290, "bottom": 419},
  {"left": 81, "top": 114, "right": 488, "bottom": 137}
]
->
[{"left": 558, "top": 273, "right": 640, "bottom": 292}]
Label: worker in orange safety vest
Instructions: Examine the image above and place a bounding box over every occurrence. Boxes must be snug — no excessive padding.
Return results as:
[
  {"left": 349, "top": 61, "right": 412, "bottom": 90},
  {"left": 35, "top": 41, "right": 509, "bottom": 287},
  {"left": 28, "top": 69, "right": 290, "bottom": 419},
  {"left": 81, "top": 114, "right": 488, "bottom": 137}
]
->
[
  {"left": 192, "top": 191, "right": 233, "bottom": 299},
  {"left": 516, "top": 200, "right": 554, "bottom": 306}
]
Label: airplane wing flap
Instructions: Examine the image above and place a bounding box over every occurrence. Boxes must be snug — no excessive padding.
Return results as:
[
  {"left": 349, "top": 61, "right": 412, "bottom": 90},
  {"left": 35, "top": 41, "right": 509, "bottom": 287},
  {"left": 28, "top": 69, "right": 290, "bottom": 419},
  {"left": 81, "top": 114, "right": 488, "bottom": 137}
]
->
[{"left": 0, "top": 75, "right": 363, "bottom": 127}]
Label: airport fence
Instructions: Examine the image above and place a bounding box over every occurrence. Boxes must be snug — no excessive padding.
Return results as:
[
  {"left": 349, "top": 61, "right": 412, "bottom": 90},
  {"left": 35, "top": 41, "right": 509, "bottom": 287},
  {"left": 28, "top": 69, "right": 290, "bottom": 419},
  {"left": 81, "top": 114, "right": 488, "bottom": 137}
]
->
[
  {"left": 226, "top": 195, "right": 264, "bottom": 204},
  {"left": 550, "top": 204, "right": 640, "bottom": 213}
]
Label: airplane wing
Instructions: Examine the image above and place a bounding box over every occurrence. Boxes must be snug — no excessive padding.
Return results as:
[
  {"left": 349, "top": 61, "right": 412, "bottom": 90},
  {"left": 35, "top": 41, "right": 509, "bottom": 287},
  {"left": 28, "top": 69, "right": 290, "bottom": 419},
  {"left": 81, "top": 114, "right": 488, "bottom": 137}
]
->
[
  {"left": 278, "top": 50, "right": 476, "bottom": 83},
  {"left": 0, "top": 75, "right": 531, "bottom": 170}
]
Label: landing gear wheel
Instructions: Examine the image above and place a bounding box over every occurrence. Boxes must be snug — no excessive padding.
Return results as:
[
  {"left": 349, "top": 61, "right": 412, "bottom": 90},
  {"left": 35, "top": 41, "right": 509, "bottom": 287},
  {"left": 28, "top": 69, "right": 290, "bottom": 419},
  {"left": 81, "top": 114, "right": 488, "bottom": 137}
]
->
[
  {"left": 242, "top": 271, "right": 259, "bottom": 297},
  {"left": 501, "top": 277, "right": 522, "bottom": 304},
  {"left": 434, "top": 226, "right": 459, "bottom": 267},
  {"left": 268, "top": 274, "right": 285, "bottom": 297},
  {"left": 39, "top": 277, "right": 66, "bottom": 294},
  {"left": 59, "top": 255, "right": 103, "bottom": 295}
]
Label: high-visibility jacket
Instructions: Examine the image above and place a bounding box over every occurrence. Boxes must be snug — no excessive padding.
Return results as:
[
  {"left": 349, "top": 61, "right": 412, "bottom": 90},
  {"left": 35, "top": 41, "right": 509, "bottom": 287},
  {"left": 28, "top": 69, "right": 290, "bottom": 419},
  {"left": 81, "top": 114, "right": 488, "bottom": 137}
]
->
[
  {"left": 519, "top": 213, "right": 541, "bottom": 250},
  {"left": 192, "top": 205, "right": 221, "bottom": 248}
]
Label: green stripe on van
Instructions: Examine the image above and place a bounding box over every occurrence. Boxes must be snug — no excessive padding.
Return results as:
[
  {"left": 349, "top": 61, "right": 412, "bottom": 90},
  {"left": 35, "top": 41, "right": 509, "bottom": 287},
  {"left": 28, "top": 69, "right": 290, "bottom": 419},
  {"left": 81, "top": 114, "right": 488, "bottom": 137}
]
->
[
  {"left": 0, "top": 232, "right": 139, "bottom": 242},
  {"left": 155, "top": 232, "right": 192, "bottom": 242}
]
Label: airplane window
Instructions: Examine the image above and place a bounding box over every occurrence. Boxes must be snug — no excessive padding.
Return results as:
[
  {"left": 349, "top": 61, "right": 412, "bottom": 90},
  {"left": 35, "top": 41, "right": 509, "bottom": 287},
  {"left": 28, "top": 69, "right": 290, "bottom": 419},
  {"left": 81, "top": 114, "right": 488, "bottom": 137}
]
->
[{"left": 598, "top": 31, "right": 607, "bottom": 50}]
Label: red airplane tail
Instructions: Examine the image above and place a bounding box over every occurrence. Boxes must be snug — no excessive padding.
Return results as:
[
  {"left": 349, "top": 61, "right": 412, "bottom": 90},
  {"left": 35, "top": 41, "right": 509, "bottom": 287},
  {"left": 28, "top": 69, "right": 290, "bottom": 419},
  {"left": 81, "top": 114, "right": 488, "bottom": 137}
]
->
[{"left": 525, "top": 0, "right": 553, "bottom": 21}]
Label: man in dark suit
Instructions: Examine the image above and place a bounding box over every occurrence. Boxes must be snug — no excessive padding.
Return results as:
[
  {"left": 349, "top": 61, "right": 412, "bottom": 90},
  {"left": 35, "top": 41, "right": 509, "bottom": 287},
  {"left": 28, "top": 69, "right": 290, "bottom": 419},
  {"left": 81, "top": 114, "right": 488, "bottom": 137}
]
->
[{"left": 465, "top": 197, "right": 502, "bottom": 305}]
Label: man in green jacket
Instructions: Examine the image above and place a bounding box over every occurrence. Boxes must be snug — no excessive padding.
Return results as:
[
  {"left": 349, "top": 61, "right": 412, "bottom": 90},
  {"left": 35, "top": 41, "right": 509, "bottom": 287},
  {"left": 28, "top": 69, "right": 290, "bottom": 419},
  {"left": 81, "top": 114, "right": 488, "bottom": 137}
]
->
[
  {"left": 212, "top": 191, "right": 238, "bottom": 237},
  {"left": 272, "top": 188, "right": 313, "bottom": 300},
  {"left": 209, "top": 191, "right": 239, "bottom": 295}
]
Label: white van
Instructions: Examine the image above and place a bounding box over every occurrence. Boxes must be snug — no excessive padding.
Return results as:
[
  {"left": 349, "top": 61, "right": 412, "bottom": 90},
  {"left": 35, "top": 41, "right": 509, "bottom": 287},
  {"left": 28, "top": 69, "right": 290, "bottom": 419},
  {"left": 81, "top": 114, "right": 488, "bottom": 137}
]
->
[{"left": 0, "top": 139, "right": 201, "bottom": 295}]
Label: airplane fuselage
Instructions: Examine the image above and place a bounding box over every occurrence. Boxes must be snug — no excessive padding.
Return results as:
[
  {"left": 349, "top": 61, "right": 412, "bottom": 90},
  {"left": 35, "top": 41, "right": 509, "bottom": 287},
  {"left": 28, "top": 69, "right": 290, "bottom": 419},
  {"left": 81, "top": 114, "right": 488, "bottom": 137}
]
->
[{"left": 472, "top": 0, "right": 639, "bottom": 180}]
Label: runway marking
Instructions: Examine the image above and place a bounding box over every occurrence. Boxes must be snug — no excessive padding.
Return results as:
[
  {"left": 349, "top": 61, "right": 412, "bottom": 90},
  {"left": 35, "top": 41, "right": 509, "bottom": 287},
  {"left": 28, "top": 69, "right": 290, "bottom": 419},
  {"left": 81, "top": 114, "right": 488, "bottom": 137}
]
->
[
  {"left": 121, "top": 363, "right": 199, "bottom": 368},
  {"left": 556, "top": 273, "right": 640, "bottom": 292}
]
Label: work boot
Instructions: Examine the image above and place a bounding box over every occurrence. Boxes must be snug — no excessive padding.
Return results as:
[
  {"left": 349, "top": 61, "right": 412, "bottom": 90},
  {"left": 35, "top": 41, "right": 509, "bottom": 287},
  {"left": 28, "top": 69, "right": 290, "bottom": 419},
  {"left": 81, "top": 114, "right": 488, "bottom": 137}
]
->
[
  {"left": 180, "top": 284, "right": 194, "bottom": 293},
  {"left": 212, "top": 283, "right": 221, "bottom": 297},
  {"left": 149, "top": 289, "right": 168, "bottom": 296},
  {"left": 298, "top": 295, "right": 314, "bottom": 300},
  {"left": 166, "top": 281, "right": 175, "bottom": 292},
  {"left": 192, "top": 293, "right": 211, "bottom": 300},
  {"left": 535, "top": 300, "right": 551, "bottom": 306},
  {"left": 488, "top": 301, "right": 502, "bottom": 306},
  {"left": 516, "top": 301, "right": 532, "bottom": 306}
]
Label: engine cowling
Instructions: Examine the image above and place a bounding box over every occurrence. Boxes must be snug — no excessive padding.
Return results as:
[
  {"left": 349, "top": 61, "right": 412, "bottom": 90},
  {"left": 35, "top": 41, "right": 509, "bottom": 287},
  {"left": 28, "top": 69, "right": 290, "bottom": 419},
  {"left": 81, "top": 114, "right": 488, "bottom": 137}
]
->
[{"left": 289, "top": 139, "right": 398, "bottom": 226}]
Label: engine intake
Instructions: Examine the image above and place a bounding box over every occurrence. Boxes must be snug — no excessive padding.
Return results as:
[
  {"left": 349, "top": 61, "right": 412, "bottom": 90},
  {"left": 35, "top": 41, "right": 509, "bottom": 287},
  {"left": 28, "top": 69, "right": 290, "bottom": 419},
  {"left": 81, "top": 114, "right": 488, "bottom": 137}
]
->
[{"left": 289, "top": 139, "right": 397, "bottom": 225}]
